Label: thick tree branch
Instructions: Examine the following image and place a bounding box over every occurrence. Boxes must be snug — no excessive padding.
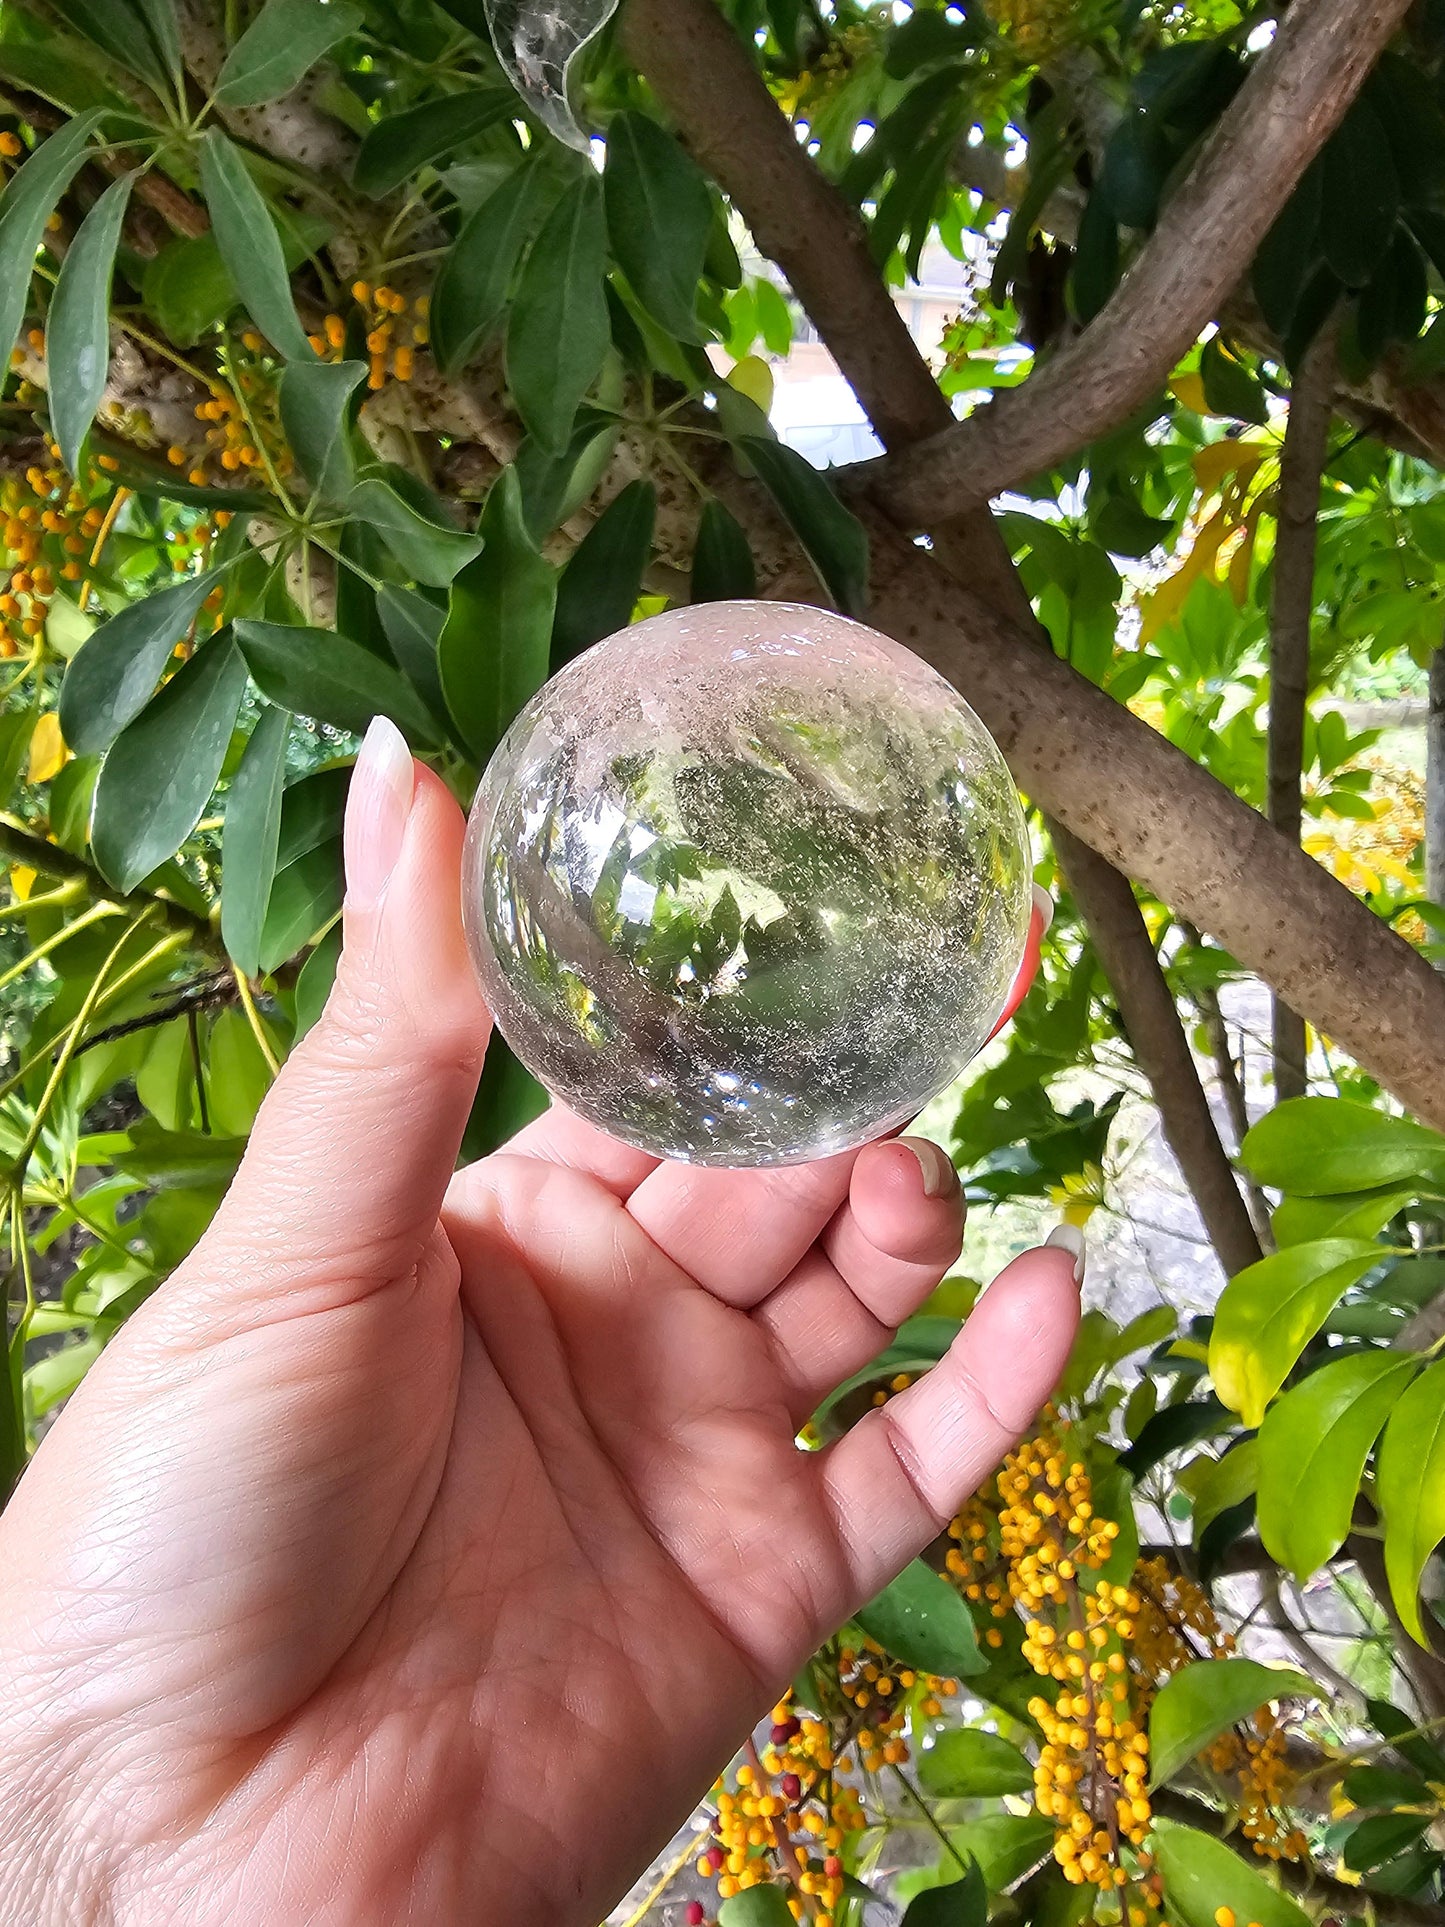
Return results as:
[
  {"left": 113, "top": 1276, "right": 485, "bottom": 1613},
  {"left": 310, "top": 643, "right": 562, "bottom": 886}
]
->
[
  {"left": 1051, "top": 828, "right": 1262, "bottom": 1275},
  {"left": 871, "top": 0, "right": 1412, "bottom": 526},
  {"left": 1268, "top": 321, "right": 1337, "bottom": 1103}
]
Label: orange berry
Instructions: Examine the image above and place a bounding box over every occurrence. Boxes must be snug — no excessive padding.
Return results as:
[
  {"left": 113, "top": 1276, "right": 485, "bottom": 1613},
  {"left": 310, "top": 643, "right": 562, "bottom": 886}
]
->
[
  {"left": 350, "top": 279, "right": 371, "bottom": 304},
  {"left": 0, "top": 132, "right": 23, "bottom": 157}
]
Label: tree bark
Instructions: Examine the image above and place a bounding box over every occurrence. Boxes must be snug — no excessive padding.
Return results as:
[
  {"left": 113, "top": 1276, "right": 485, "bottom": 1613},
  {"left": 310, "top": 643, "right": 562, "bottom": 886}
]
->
[
  {"left": 1267, "top": 323, "right": 1337, "bottom": 1103},
  {"left": 1429, "top": 644, "right": 1445, "bottom": 916},
  {"left": 867, "top": 0, "right": 1412, "bottom": 525},
  {"left": 1050, "top": 827, "right": 1263, "bottom": 1275}
]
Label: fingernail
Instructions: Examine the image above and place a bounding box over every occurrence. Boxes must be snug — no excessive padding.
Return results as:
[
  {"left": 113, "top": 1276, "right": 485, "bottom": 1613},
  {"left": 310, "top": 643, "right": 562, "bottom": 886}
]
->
[
  {"left": 900, "top": 1136, "right": 959, "bottom": 1199},
  {"left": 1045, "top": 1220, "right": 1086, "bottom": 1287},
  {"left": 1032, "top": 882, "right": 1055, "bottom": 936},
  {"left": 345, "top": 715, "right": 415, "bottom": 913}
]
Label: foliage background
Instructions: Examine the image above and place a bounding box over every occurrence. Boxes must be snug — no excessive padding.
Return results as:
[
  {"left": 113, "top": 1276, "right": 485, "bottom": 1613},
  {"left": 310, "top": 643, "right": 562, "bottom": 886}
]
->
[{"left": 4, "top": 0, "right": 1445, "bottom": 1922}]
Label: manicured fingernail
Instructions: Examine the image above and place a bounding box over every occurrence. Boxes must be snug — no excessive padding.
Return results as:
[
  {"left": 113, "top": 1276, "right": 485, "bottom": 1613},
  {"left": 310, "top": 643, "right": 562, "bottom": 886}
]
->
[
  {"left": 900, "top": 1136, "right": 959, "bottom": 1198},
  {"left": 1032, "top": 882, "right": 1054, "bottom": 936},
  {"left": 345, "top": 715, "right": 414, "bottom": 912},
  {"left": 1045, "top": 1220, "right": 1086, "bottom": 1287}
]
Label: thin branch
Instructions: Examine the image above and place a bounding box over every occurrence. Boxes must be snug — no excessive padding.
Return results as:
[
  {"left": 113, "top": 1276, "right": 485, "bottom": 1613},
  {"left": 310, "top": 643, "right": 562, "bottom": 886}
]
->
[
  {"left": 1268, "top": 319, "right": 1338, "bottom": 1103},
  {"left": 871, "top": 0, "right": 1413, "bottom": 525},
  {"left": 0, "top": 815, "right": 215, "bottom": 951}
]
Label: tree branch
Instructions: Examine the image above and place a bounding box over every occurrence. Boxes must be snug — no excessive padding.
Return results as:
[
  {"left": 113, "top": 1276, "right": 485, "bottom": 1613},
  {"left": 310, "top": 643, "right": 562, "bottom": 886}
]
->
[
  {"left": 0, "top": 815, "right": 215, "bottom": 951},
  {"left": 1268, "top": 320, "right": 1338, "bottom": 1104},
  {"left": 1051, "top": 826, "right": 1262, "bottom": 1275},
  {"left": 871, "top": 0, "right": 1412, "bottom": 526}
]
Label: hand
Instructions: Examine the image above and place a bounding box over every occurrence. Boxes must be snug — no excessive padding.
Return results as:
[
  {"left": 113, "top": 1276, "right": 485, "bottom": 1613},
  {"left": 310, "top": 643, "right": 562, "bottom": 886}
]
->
[{"left": 0, "top": 719, "right": 1081, "bottom": 1927}]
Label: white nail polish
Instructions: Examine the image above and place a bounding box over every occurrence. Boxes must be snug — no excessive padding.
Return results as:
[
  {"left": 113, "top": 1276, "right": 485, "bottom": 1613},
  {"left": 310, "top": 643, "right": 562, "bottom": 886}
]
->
[
  {"left": 1032, "top": 882, "right": 1055, "bottom": 936},
  {"left": 899, "top": 1135, "right": 958, "bottom": 1199},
  {"left": 1045, "top": 1220, "right": 1086, "bottom": 1286}
]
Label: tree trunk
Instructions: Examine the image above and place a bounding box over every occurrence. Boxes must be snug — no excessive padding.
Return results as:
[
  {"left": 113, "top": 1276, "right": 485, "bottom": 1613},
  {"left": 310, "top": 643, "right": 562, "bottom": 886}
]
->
[
  {"left": 1267, "top": 322, "right": 1336, "bottom": 1103},
  {"left": 1428, "top": 642, "right": 1445, "bottom": 916}
]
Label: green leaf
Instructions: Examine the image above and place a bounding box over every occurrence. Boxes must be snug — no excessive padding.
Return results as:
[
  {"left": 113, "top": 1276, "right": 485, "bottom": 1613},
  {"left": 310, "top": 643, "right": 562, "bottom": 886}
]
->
[
  {"left": 221, "top": 704, "right": 291, "bottom": 978},
  {"left": 1099, "top": 112, "right": 1170, "bottom": 229},
  {"left": 377, "top": 584, "right": 448, "bottom": 728},
  {"left": 294, "top": 922, "right": 341, "bottom": 1036},
  {"left": 691, "top": 497, "right": 757, "bottom": 603},
  {"left": 1257, "top": 1350, "right": 1416, "bottom": 1580},
  {"left": 735, "top": 435, "right": 869, "bottom": 616},
  {"left": 438, "top": 467, "right": 555, "bottom": 764},
  {"left": 60, "top": 570, "right": 224, "bottom": 756},
  {"left": 347, "top": 472, "right": 482, "bottom": 587},
  {"left": 205, "top": 1007, "right": 275, "bottom": 1136},
  {"left": 1210, "top": 1238, "right": 1383, "bottom": 1426},
  {"left": 462, "top": 1033, "right": 549, "bottom": 1158},
  {"left": 1367, "top": 1696, "right": 1445, "bottom": 1779},
  {"left": 1199, "top": 337, "right": 1268, "bottom": 426},
  {"left": 259, "top": 839, "right": 342, "bottom": 973},
  {"left": 1341, "top": 1810, "right": 1432, "bottom": 1874},
  {"left": 1272, "top": 1183, "right": 1414, "bottom": 1247},
  {"left": 1151, "top": 1820, "right": 1311, "bottom": 1927},
  {"left": 0, "top": 110, "right": 106, "bottom": 378},
  {"left": 1251, "top": 159, "right": 1322, "bottom": 338},
  {"left": 198, "top": 128, "right": 316, "bottom": 361},
  {"left": 901, "top": 1860, "right": 985, "bottom": 1927},
  {"left": 855, "top": 1558, "right": 985, "bottom": 1678},
  {"left": 139, "top": 206, "right": 334, "bottom": 349},
  {"left": 279, "top": 357, "right": 366, "bottom": 502},
  {"left": 604, "top": 111, "right": 712, "bottom": 341},
  {"left": 354, "top": 87, "right": 511, "bottom": 199},
  {"left": 92, "top": 632, "right": 249, "bottom": 892},
  {"left": 432, "top": 163, "right": 558, "bottom": 375},
  {"left": 1342, "top": 1764, "right": 1431, "bottom": 1808},
  {"left": 506, "top": 173, "right": 610, "bottom": 454},
  {"left": 48, "top": 171, "right": 132, "bottom": 480},
  {"left": 235, "top": 619, "right": 441, "bottom": 743},
  {"left": 941, "top": 1815, "right": 1052, "bottom": 1893},
  {"left": 51, "top": 0, "right": 168, "bottom": 93},
  {"left": 916, "top": 1728, "right": 1033, "bottom": 1799},
  {"left": 1242, "top": 1097, "right": 1445, "bottom": 1196},
  {"left": 216, "top": 0, "right": 363, "bottom": 106},
  {"left": 1377, "top": 1358, "right": 1445, "bottom": 1644},
  {"left": 1071, "top": 186, "right": 1121, "bottom": 324},
  {"left": 1148, "top": 1659, "right": 1318, "bottom": 1788},
  {"left": 718, "top": 1887, "right": 794, "bottom": 1927},
  {"left": 1321, "top": 99, "right": 1399, "bottom": 289},
  {"left": 133, "top": 0, "right": 182, "bottom": 92},
  {"left": 1119, "top": 1398, "right": 1230, "bottom": 1478},
  {"left": 1189, "top": 1438, "right": 1258, "bottom": 1543},
  {"left": 551, "top": 479, "right": 654, "bottom": 668}
]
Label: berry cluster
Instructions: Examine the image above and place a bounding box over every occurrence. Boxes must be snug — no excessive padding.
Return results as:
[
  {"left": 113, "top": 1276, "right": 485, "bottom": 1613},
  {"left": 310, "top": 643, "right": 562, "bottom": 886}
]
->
[
  {"left": 308, "top": 282, "right": 429, "bottom": 390},
  {"left": 176, "top": 338, "right": 292, "bottom": 488}
]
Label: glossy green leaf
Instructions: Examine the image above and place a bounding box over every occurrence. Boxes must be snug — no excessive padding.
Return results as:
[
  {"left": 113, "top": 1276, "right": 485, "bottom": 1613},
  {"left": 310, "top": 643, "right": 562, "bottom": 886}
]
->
[
  {"left": 216, "top": 0, "right": 363, "bottom": 106},
  {"left": 1342, "top": 1810, "right": 1432, "bottom": 1874},
  {"left": 736, "top": 435, "right": 868, "bottom": 616},
  {"left": 1367, "top": 1696, "right": 1445, "bottom": 1778},
  {"left": 855, "top": 1558, "right": 985, "bottom": 1679},
  {"left": 377, "top": 584, "right": 448, "bottom": 728},
  {"left": 551, "top": 479, "right": 655, "bottom": 668},
  {"left": 718, "top": 1887, "right": 794, "bottom": 1927},
  {"left": 1251, "top": 159, "right": 1322, "bottom": 338},
  {"left": 48, "top": 171, "right": 132, "bottom": 479},
  {"left": 279, "top": 357, "right": 366, "bottom": 502},
  {"left": 1199, "top": 337, "right": 1268, "bottom": 425},
  {"left": 51, "top": 0, "right": 168, "bottom": 93},
  {"left": 354, "top": 87, "right": 511, "bottom": 199},
  {"left": 916, "top": 1728, "right": 1033, "bottom": 1799},
  {"left": 1377, "top": 1358, "right": 1445, "bottom": 1644},
  {"left": 506, "top": 173, "right": 610, "bottom": 454},
  {"left": 432, "top": 163, "right": 560, "bottom": 375},
  {"left": 901, "top": 1860, "right": 985, "bottom": 1927},
  {"left": 462, "top": 1034, "right": 548, "bottom": 1159},
  {"left": 1189, "top": 1438, "right": 1258, "bottom": 1543},
  {"left": 235, "top": 620, "right": 441, "bottom": 743},
  {"left": 1257, "top": 1350, "right": 1416, "bottom": 1581},
  {"left": 60, "top": 570, "right": 225, "bottom": 756},
  {"left": 1321, "top": 99, "right": 1398, "bottom": 289},
  {"left": 691, "top": 497, "right": 757, "bottom": 603},
  {"left": 259, "top": 840, "right": 342, "bottom": 973},
  {"left": 1243, "top": 1097, "right": 1445, "bottom": 1196},
  {"left": 221, "top": 705, "right": 291, "bottom": 978},
  {"left": 198, "top": 128, "right": 316, "bottom": 361},
  {"left": 1210, "top": 1238, "right": 1384, "bottom": 1427},
  {"left": 940, "top": 1815, "right": 1052, "bottom": 1893},
  {"left": 1272, "top": 1183, "right": 1414, "bottom": 1248},
  {"left": 0, "top": 110, "right": 105, "bottom": 377},
  {"left": 293, "top": 923, "right": 341, "bottom": 1037},
  {"left": 604, "top": 111, "right": 712, "bottom": 340},
  {"left": 1148, "top": 1659, "right": 1317, "bottom": 1788},
  {"left": 1342, "top": 1764, "right": 1431, "bottom": 1808},
  {"left": 92, "top": 632, "right": 249, "bottom": 892},
  {"left": 206, "top": 1007, "right": 276, "bottom": 1136},
  {"left": 1151, "top": 1821, "right": 1310, "bottom": 1927},
  {"left": 439, "top": 467, "right": 555, "bottom": 763},
  {"left": 1118, "top": 1398, "right": 1230, "bottom": 1478},
  {"left": 347, "top": 473, "right": 482, "bottom": 587}
]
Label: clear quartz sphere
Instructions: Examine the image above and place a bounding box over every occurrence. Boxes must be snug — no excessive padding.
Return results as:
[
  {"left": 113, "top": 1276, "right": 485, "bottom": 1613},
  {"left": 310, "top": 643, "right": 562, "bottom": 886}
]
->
[{"left": 462, "top": 600, "right": 1031, "bottom": 1166}]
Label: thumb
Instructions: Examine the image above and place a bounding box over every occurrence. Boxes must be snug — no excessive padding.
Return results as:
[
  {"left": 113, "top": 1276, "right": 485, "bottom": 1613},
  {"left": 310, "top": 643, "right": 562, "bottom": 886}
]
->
[{"left": 205, "top": 715, "right": 490, "bottom": 1301}]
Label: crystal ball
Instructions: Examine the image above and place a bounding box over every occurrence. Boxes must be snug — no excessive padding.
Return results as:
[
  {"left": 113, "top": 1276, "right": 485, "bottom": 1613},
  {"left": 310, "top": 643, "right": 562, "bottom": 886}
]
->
[{"left": 462, "top": 600, "right": 1031, "bottom": 1166}]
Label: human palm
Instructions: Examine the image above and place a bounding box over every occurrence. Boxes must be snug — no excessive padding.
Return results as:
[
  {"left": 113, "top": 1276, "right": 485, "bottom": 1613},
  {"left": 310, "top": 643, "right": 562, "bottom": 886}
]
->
[{"left": 0, "top": 732, "right": 1079, "bottom": 1927}]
